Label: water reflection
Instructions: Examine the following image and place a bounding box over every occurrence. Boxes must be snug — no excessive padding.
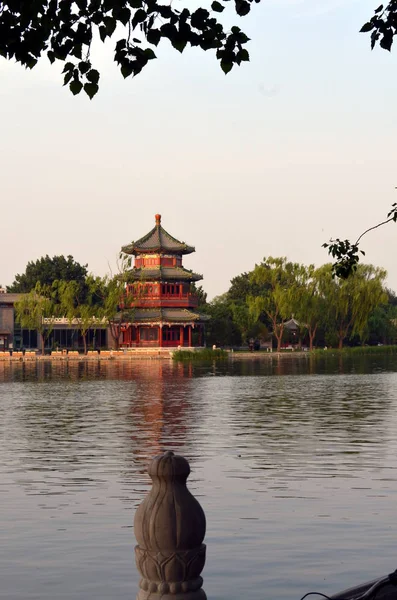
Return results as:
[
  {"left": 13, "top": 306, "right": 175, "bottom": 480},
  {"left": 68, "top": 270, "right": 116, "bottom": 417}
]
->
[{"left": 2, "top": 357, "right": 397, "bottom": 600}]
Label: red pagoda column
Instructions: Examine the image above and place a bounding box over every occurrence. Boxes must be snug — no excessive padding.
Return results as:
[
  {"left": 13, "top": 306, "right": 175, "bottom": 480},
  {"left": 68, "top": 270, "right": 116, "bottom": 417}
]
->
[
  {"left": 179, "top": 326, "right": 184, "bottom": 347},
  {"left": 136, "top": 326, "right": 140, "bottom": 347},
  {"left": 159, "top": 325, "right": 163, "bottom": 348},
  {"left": 188, "top": 326, "right": 192, "bottom": 347}
]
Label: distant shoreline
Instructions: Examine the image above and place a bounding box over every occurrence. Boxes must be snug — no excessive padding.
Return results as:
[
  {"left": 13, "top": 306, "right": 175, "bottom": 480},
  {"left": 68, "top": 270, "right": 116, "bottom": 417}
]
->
[
  {"left": 1, "top": 345, "right": 397, "bottom": 363},
  {"left": 232, "top": 346, "right": 397, "bottom": 359}
]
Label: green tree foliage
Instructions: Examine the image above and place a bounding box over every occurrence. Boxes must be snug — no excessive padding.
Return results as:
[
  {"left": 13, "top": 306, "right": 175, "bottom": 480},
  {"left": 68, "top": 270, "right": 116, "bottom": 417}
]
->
[
  {"left": 225, "top": 271, "right": 271, "bottom": 344},
  {"left": 190, "top": 284, "right": 208, "bottom": 309},
  {"left": 205, "top": 294, "right": 242, "bottom": 347},
  {"left": 209, "top": 258, "right": 392, "bottom": 351},
  {"left": 7, "top": 255, "right": 88, "bottom": 296},
  {"left": 291, "top": 264, "right": 328, "bottom": 352},
  {"left": 99, "top": 274, "right": 131, "bottom": 349},
  {"left": 318, "top": 264, "right": 387, "bottom": 349},
  {"left": 248, "top": 257, "right": 303, "bottom": 352},
  {"left": 57, "top": 276, "right": 103, "bottom": 354},
  {"left": 14, "top": 282, "right": 56, "bottom": 354},
  {"left": 228, "top": 273, "right": 257, "bottom": 303},
  {"left": 367, "top": 297, "right": 397, "bottom": 345},
  {"left": 98, "top": 254, "right": 140, "bottom": 349},
  {"left": 0, "top": 0, "right": 253, "bottom": 98}
]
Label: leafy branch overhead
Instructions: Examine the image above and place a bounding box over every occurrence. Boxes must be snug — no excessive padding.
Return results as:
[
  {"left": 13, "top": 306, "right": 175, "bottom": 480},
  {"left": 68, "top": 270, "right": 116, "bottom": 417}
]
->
[
  {"left": 360, "top": 2, "right": 397, "bottom": 52},
  {"left": 323, "top": 202, "right": 397, "bottom": 279},
  {"left": 0, "top": 0, "right": 254, "bottom": 99},
  {"left": 0, "top": 2, "right": 395, "bottom": 98}
]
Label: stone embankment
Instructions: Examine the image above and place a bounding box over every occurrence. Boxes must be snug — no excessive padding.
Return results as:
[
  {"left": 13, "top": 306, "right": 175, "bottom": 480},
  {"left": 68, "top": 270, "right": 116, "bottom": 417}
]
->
[
  {"left": 0, "top": 349, "right": 174, "bottom": 361},
  {"left": 0, "top": 349, "right": 313, "bottom": 362},
  {"left": 0, "top": 349, "right": 315, "bottom": 362}
]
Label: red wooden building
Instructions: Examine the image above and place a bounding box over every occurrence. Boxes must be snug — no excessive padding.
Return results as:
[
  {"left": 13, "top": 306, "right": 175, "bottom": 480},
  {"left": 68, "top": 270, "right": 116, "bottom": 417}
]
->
[{"left": 120, "top": 214, "right": 209, "bottom": 348}]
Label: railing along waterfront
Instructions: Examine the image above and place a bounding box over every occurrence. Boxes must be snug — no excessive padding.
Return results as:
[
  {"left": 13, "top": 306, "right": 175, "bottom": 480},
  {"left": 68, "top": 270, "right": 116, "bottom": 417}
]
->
[{"left": 134, "top": 451, "right": 397, "bottom": 600}]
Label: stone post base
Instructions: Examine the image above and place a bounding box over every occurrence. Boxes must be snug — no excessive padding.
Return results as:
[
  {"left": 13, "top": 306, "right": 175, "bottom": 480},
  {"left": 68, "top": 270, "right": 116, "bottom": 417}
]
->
[{"left": 137, "top": 589, "right": 207, "bottom": 600}]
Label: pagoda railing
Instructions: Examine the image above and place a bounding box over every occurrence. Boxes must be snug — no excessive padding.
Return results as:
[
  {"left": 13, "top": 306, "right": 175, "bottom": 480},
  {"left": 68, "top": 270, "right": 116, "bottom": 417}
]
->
[
  {"left": 130, "top": 293, "right": 199, "bottom": 308},
  {"left": 122, "top": 340, "right": 191, "bottom": 348}
]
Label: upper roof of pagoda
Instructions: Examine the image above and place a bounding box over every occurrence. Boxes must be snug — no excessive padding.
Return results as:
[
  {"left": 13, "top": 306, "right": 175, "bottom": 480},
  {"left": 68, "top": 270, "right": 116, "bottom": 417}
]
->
[{"left": 121, "top": 214, "right": 195, "bottom": 256}]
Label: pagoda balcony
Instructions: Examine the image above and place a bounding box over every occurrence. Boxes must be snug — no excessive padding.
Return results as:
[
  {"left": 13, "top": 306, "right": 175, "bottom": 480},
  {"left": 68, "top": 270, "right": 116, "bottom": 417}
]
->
[
  {"left": 122, "top": 340, "right": 192, "bottom": 348},
  {"left": 126, "top": 293, "right": 198, "bottom": 309}
]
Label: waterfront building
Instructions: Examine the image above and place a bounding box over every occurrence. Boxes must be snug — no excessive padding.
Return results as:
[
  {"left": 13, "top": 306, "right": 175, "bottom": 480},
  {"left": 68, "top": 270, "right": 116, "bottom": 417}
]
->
[
  {"left": 0, "top": 291, "right": 22, "bottom": 350},
  {"left": 0, "top": 290, "right": 107, "bottom": 352},
  {"left": 120, "top": 214, "right": 209, "bottom": 348}
]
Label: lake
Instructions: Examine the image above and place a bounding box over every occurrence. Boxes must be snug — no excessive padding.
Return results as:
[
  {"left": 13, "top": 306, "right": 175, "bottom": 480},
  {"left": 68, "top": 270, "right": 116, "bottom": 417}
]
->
[{"left": 1, "top": 355, "right": 397, "bottom": 600}]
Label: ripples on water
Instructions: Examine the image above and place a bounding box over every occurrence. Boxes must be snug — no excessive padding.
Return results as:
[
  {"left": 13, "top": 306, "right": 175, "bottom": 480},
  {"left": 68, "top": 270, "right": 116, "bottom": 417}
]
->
[{"left": 1, "top": 355, "right": 397, "bottom": 600}]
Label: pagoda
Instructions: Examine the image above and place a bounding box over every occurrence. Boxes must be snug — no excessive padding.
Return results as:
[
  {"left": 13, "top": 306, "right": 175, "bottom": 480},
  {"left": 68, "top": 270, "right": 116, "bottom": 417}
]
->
[{"left": 120, "top": 214, "right": 209, "bottom": 348}]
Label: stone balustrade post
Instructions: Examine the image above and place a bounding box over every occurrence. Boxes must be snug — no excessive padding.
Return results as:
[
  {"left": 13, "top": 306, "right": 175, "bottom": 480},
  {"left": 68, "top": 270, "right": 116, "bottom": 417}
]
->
[{"left": 134, "top": 451, "right": 207, "bottom": 600}]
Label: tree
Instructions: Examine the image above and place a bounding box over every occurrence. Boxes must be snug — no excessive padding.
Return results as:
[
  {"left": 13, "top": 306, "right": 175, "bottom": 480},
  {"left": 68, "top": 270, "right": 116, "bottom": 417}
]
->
[
  {"left": 98, "top": 259, "right": 141, "bottom": 349},
  {"left": 323, "top": 202, "right": 397, "bottom": 279},
  {"left": 0, "top": 0, "right": 253, "bottom": 99},
  {"left": 228, "top": 273, "right": 253, "bottom": 303},
  {"left": 190, "top": 283, "right": 208, "bottom": 309},
  {"left": 8, "top": 255, "right": 88, "bottom": 296},
  {"left": 367, "top": 300, "right": 397, "bottom": 345},
  {"left": 230, "top": 302, "right": 254, "bottom": 343},
  {"left": 57, "top": 277, "right": 102, "bottom": 354},
  {"left": 100, "top": 275, "right": 128, "bottom": 349},
  {"left": 319, "top": 264, "right": 387, "bottom": 349},
  {"left": 205, "top": 294, "right": 242, "bottom": 347},
  {"left": 229, "top": 301, "right": 268, "bottom": 344},
  {"left": 248, "top": 257, "right": 302, "bottom": 352},
  {"left": 14, "top": 282, "right": 56, "bottom": 354},
  {"left": 292, "top": 265, "right": 328, "bottom": 352}
]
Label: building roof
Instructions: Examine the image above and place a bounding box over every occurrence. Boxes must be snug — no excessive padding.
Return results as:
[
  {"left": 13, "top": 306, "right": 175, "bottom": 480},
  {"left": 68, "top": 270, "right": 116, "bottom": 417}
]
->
[
  {"left": 126, "top": 266, "right": 203, "bottom": 283},
  {"left": 121, "top": 214, "right": 195, "bottom": 256},
  {"left": 122, "top": 308, "right": 210, "bottom": 324},
  {"left": 284, "top": 318, "right": 300, "bottom": 331},
  {"left": 0, "top": 293, "right": 23, "bottom": 304}
]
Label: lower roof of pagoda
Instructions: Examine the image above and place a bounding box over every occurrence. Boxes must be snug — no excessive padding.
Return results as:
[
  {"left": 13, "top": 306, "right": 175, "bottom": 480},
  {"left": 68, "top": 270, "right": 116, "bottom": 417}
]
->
[
  {"left": 124, "top": 308, "right": 210, "bottom": 325},
  {"left": 126, "top": 266, "right": 203, "bottom": 282}
]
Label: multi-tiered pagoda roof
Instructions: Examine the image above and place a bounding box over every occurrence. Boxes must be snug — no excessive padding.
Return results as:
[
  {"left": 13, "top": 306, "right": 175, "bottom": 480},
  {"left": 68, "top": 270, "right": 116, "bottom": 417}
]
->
[
  {"left": 121, "top": 215, "right": 195, "bottom": 256},
  {"left": 122, "top": 214, "right": 202, "bottom": 283},
  {"left": 119, "top": 215, "right": 208, "bottom": 348}
]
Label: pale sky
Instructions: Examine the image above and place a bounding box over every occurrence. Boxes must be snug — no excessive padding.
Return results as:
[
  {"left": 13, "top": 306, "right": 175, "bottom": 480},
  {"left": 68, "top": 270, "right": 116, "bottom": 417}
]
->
[{"left": 1, "top": 0, "right": 397, "bottom": 299}]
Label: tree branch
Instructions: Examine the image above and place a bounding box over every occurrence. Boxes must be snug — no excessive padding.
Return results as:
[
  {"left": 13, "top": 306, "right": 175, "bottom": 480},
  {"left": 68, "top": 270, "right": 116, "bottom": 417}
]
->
[{"left": 323, "top": 199, "right": 397, "bottom": 278}]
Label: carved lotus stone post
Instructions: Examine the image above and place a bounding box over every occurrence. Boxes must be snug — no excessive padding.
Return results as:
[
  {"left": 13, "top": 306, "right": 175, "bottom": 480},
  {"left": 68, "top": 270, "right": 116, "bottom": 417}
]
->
[{"left": 134, "top": 451, "right": 207, "bottom": 600}]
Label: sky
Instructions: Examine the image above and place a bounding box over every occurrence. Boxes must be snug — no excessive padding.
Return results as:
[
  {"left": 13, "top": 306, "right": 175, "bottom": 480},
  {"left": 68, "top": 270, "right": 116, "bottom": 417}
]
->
[{"left": 1, "top": 0, "right": 397, "bottom": 300}]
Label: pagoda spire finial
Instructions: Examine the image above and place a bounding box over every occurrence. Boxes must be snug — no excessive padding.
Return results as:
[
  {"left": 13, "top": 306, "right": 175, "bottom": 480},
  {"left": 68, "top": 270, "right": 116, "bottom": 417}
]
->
[{"left": 155, "top": 214, "right": 161, "bottom": 226}]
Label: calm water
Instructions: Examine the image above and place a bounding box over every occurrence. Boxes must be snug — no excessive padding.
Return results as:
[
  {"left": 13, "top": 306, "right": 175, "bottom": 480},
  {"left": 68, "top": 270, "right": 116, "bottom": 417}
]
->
[{"left": 2, "top": 355, "right": 397, "bottom": 600}]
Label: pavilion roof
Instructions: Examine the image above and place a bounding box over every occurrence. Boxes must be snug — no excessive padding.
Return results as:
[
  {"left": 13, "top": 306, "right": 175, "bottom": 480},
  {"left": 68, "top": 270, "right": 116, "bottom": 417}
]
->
[
  {"left": 126, "top": 266, "right": 202, "bottom": 283},
  {"left": 284, "top": 318, "right": 300, "bottom": 331},
  {"left": 121, "top": 214, "right": 195, "bottom": 256}
]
